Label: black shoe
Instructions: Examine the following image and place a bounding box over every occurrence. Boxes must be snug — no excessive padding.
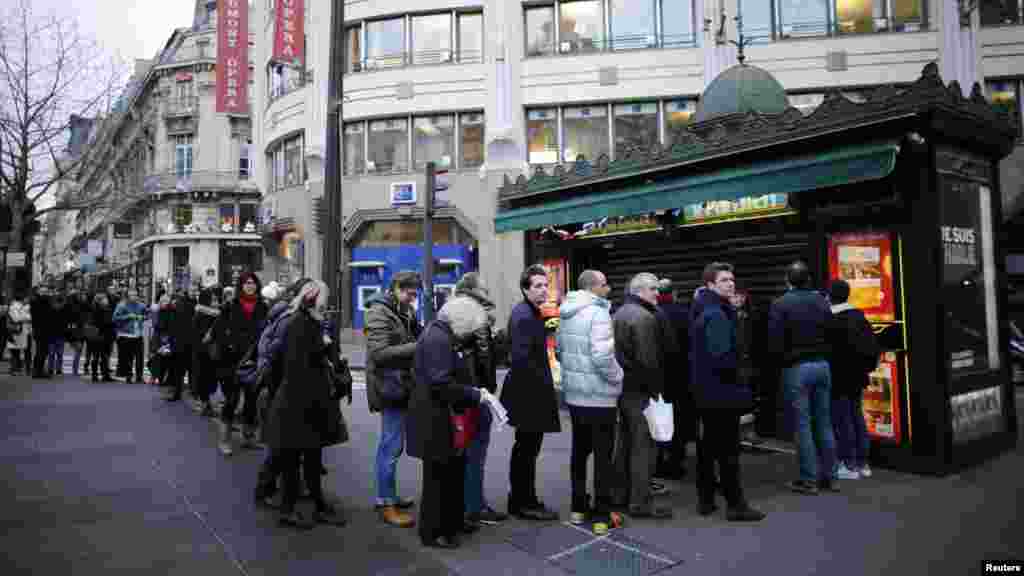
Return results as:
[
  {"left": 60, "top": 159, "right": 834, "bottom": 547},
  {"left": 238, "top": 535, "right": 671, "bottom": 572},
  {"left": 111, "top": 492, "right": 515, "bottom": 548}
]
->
[
  {"left": 649, "top": 481, "right": 669, "bottom": 496},
  {"left": 628, "top": 505, "right": 673, "bottom": 519},
  {"left": 164, "top": 394, "right": 182, "bottom": 402},
  {"left": 511, "top": 501, "right": 558, "bottom": 522},
  {"left": 278, "top": 509, "right": 314, "bottom": 530},
  {"left": 254, "top": 485, "right": 278, "bottom": 509},
  {"left": 787, "top": 480, "right": 819, "bottom": 495},
  {"left": 422, "top": 535, "right": 460, "bottom": 549},
  {"left": 320, "top": 464, "right": 328, "bottom": 476},
  {"left": 314, "top": 502, "right": 348, "bottom": 526},
  {"left": 698, "top": 502, "right": 719, "bottom": 517},
  {"left": 461, "top": 519, "right": 481, "bottom": 534},
  {"left": 818, "top": 480, "right": 840, "bottom": 493},
  {"left": 396, "top": 497, "right": 415, "bottom": 510},
  {"left": 472, "top": 505, "right": 507, "bottom": 525},
  {"left": 726, "top": 505, "right": 766, "bottom": 522}
]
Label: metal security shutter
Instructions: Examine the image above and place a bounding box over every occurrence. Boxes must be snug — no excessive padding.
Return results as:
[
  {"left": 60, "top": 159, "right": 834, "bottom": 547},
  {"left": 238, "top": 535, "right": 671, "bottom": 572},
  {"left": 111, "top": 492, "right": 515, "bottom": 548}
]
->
[{"left": 599, "top": 232, "right": 811, "bottom": 308}]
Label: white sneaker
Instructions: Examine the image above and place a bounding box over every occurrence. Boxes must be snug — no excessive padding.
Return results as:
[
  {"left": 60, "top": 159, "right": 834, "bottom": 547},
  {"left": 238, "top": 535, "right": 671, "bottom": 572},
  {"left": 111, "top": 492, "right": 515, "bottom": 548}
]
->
[
  {"left": 835, "top": 464, "right": 860, "bottom": 480},
  {"left": 859, "top": 465, "right": 872, "bottom": 478}
]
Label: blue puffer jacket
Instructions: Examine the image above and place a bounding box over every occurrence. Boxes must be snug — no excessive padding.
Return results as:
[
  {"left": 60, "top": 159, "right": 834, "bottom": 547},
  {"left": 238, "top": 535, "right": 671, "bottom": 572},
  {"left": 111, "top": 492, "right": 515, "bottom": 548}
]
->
[{"left": 556, "top": 290, "right": 624, "bottom": 408}]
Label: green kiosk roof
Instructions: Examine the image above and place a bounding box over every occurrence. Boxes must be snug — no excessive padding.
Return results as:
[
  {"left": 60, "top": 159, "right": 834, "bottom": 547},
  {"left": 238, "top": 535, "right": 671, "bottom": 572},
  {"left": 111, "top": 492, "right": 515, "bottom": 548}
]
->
[{"left": 494, "top": 141, "right": 899, "bottom": 234}]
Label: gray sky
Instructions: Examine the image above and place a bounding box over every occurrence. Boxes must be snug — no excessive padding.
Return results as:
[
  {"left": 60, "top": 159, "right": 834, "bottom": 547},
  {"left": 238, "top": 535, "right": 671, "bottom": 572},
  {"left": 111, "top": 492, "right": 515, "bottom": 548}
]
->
[{"left": 35, "top": 0, "right": 196, "bottom": 64}]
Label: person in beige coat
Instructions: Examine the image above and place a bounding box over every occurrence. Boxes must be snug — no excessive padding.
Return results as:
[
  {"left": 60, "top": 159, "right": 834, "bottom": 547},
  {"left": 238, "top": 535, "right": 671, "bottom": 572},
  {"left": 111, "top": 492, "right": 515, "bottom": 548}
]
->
[{"left": 7, "top": 293, "right": 32, "bottom": 375}]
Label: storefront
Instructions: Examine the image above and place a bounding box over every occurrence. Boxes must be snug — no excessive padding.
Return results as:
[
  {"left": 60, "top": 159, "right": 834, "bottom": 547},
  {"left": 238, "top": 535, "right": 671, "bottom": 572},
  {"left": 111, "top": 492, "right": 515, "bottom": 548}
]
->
[
  {"left": 495, "top": 63, "right": 1018, "bottom": 475},
  {"left": 219, "top": 239, "right": 264, "bottom": 288}
]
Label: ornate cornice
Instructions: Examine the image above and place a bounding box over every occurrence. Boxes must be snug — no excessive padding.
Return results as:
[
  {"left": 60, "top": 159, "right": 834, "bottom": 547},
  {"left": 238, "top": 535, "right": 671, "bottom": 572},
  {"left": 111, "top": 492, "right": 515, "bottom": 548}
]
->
[{"left": 499, "top": 63, "right": 1017, "bottom": 206}]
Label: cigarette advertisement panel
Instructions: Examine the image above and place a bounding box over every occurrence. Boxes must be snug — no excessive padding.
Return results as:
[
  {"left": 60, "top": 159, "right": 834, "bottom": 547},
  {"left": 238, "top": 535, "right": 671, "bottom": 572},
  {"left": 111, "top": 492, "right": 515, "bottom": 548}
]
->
[
  {"left": 863, "top": 352, "right": 902, "bottom": 441},
  {"left": 542, "top": 258, "right": 567, "bottom": 385},
  {"left": 827, "top": 232, "right": 896, "bottom": 322}
]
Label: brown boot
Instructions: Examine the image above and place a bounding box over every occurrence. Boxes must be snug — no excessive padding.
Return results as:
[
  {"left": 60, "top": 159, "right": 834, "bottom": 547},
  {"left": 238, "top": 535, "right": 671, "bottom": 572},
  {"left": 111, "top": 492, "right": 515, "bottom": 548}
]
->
[{"left": 379, "top": 505, "right": 415, "bottom": 528}]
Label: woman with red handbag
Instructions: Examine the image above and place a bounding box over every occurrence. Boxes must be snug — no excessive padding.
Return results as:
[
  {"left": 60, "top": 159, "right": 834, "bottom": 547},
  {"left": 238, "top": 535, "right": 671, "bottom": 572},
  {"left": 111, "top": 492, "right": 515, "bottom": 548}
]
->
[{"left": 408, "top": 303, "right": 489, "bottom": 549}]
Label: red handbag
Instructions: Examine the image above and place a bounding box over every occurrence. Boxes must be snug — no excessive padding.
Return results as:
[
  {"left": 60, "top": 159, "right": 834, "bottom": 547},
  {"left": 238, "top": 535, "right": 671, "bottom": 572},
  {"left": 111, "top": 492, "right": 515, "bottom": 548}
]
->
[{"left": 451, "top": 406, "right": 480, "bottom": 452}]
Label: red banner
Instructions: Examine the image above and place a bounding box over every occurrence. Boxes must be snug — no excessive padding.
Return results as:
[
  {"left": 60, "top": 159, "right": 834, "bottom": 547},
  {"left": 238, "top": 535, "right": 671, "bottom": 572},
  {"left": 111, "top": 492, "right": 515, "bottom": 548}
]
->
[
  {"left": 216, "top": 0, "right": 249, "bottom": 114},
  {"left": 273, "top": 0, "right": 304, "bottom": 67}
]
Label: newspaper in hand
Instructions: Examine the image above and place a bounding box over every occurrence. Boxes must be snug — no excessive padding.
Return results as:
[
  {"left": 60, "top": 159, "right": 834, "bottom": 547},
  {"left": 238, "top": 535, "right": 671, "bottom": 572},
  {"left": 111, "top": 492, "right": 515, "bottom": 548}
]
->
[{"left": 479, "top": 389, "right": 509, "bottom": 430}]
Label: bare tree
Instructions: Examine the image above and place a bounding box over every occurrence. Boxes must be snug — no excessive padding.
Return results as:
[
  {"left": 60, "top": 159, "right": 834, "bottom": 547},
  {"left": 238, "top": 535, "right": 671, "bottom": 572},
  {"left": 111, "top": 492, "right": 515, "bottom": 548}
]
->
[{"left": 0, "top": 0, "right": 126, "bottom": 293}]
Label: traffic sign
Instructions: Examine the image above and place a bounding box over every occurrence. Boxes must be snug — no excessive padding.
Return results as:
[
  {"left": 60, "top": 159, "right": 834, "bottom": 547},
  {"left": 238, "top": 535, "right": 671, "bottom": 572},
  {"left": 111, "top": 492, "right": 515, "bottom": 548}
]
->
[{"left": 434, "top": 170, "right": 449, "bottom": 192}]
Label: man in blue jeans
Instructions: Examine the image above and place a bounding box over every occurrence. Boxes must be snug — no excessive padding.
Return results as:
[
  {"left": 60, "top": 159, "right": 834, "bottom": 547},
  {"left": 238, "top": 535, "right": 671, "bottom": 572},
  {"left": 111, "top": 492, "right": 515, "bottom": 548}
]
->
[
  {"left": 365, "top": 272, "right": 423, "bottom": 528},
  {"left": 768, "top": 261, "right": 838, "bottom": 495}
]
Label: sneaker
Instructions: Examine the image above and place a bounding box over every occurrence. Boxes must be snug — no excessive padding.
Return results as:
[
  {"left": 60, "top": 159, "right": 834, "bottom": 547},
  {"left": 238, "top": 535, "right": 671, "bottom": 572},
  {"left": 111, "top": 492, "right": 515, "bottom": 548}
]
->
[
  {"left": 726, "top": 504, "right": 766, "bottom": 522},
  {"left": 859, "top": 464, "right": 873, "bottom": 478},
  {"left": 835, "top": 464, "right": 861, "bottom": 480},
  {"left": 379, "top": 505, "right": 415, "bottom": 528},
  {"left": 787, "top": 479, "right": 819, "bottom": 495},
  {"left": 649, "top": 481, "right": 669, "bottom": 496},
  {"left": 569, "top": 511, "right": 588, "bottom": 525}
]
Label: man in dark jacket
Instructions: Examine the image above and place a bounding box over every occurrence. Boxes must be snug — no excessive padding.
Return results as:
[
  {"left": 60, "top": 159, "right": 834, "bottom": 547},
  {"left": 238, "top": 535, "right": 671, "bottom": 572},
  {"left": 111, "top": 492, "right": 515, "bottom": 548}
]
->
[
  {"left": 827, "top": 279, "right": 879, "bottom": 480},
  {"left": 654, "top": 279, "right": 693, "bottom": 481},
  {"left": 365, "top": 271, "right": 422, "bottom": 528},
  {"left": 690, "top": 263, "right": 765, "bottom": 522},
  {"left": 499, "top": 264, "right": 560, "bottom": 521},
  {"left": 164, "top": 287, "right": 197, "bottom": 402},
  {"left": 767, "top": 261, "right": 837, "bottom": 495},
  {"left": 30, "top": 287, "right": 53, "bottom": 378},
  {"left": 612, "top": 272, "right": 671, "bottom": 519}
]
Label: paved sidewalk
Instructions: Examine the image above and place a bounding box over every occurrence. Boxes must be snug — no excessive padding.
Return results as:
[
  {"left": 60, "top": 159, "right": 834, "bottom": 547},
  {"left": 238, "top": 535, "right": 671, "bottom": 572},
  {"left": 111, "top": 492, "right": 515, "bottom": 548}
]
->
[{"left": 1, "top": 370, "right": 1022, "bottom": 575}]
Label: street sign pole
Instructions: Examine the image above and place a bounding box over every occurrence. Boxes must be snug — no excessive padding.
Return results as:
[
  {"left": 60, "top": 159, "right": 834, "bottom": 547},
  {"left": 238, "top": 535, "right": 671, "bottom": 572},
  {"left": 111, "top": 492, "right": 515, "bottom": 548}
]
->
[
  {"left": 423, "top": 162, "right": 435, "bottom": 323},
  {"left": 324, "top": 0, "right": 344, "bottom": 328}
]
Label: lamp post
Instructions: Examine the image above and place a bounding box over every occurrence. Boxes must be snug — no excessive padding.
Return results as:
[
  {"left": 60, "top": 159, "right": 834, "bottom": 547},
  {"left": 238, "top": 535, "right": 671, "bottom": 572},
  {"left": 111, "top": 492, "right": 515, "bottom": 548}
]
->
[{"left": 323, "top": 0, "right": 344, "bottom": 326}]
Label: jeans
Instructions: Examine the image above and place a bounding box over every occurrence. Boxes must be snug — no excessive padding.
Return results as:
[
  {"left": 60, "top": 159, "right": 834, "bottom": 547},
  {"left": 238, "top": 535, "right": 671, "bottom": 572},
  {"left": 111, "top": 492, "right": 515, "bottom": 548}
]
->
[
  {"left": 464, "top": 405, "right": 492, "bottom": 515},
  {"left": 70, "top": 341, "right": 84, "bottom": 375},
  {"left": 784, "top": 361, "right": 837, "bottom": 483},
  {"left": 47, "top": 338, "right": 65, "bottom": 374},
  {"left": 832, "top": 395, "right": 870, "bottom": 470},
  {"left": 375, "top": 408, "right": 407, "bottom": 506}
]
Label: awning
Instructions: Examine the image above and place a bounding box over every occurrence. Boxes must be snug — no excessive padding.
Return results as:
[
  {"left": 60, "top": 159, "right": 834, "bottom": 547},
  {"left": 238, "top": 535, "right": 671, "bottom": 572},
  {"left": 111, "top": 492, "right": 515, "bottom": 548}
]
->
[{"left": 494, "top": 141, "right": 900, "bottom": 233}]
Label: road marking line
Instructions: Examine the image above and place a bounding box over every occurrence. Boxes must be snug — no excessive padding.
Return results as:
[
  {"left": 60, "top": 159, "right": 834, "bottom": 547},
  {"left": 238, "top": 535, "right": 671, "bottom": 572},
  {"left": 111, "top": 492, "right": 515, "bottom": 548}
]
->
[
  {"left": 604, "top": 538, "right": 676, "bottom": 565},
  {"left": 152, "top": 458, "right": 251, "bottom": 576},
  {"left": 546, "top": 535, "right": 610, "bottom": 561},
  {"left": 556, "top": 520, "right": 676, "bottom": 565}
]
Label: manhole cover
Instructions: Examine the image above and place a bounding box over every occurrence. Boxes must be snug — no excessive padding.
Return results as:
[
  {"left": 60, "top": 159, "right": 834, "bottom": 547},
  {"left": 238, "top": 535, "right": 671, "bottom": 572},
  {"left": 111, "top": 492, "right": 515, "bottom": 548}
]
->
[{"left": 506, "top": 524, "right": 682, "bottom": 575}]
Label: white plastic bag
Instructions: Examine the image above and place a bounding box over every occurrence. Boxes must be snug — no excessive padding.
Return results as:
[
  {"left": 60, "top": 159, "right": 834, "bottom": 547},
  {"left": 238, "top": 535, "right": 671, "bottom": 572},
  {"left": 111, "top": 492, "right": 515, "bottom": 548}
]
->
[{"left": 643, "top": 395, "right": 674, "bottom": 442}]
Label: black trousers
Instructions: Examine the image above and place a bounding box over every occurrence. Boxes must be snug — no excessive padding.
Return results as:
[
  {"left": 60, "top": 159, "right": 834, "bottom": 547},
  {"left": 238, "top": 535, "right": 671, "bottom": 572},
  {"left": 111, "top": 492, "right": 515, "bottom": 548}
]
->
[
  {"left": 509, "top": 429, "right": 544, "bottom": 508},
  {"left": 419, "top": 455, "right": 466, "bottom": 544},
  {"left": 116, "top": 337, "right": 143, "bottom": 381},
  {"left": 90, "top": 340, "right": 112, "bottom": 378},
  {"left": 696, "top": 410, "right": 745, "bottom": 508},
  {"left": 32, "top": 336, "right": 48, "bottom": 376},
  {"left": 613, "top": 391, "right": 654, "bottom": 509},
  {"left": 167, "top": 347, "right": 192, "bottom": 397},
  {"left": 659, "top": 393, "right": 697, "bottom": 470},
  {"left": 279, "top": 447, "right": 323, "bottom": 512},
  {"left": 568, "top": 406, "right": 616, "bottom": 514},
  {"left": 9, "top": 349, "right": 25, "bottom": 373}
]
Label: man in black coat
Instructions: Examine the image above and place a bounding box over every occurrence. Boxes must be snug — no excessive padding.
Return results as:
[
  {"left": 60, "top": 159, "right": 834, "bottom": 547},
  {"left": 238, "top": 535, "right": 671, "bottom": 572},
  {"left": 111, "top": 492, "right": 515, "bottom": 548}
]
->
[
  {"left": 499, "top": 264, "right": 560, "bottom": 521},
  {"left": 30, "top": 287, "right": 53, "bottom": 378},
  {"left": 654, "top": 279, "right": 694, "bottom": 481},
  {"left": 164, "top": 286, "right": 197, "bottom": 402},
  {"left": 612, "top": 272, "right": 671, "bottom": 519}
]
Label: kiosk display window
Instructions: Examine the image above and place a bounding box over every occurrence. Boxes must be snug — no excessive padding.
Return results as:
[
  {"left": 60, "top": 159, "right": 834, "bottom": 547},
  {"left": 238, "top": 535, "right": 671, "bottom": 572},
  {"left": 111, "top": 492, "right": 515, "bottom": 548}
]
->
[{"left": 827, "top": 232, "right": 896, "bottom": 322}]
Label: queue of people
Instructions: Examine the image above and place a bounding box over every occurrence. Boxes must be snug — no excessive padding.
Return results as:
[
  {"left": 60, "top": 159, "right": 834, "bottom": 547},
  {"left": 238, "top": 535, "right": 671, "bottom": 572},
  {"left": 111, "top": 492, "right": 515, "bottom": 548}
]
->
[{"left": 1, "top": 259, "right": 880, "bottom": 550}]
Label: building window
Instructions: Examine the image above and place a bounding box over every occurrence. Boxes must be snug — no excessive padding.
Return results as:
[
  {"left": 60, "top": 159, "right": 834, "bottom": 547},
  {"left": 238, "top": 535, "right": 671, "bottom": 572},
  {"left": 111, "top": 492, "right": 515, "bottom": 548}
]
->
[
  {"left": 527, "top": 109, "right": 559, "bottom": 164},
  {"left": 790, "top": 93, "right": 825, "bottom": 116},
  {"left": 414, "top": 115, "right": 455, "bottom": 170},
  {"left": 368, "top": 118, "right": 409, "bottom": 173},
  {"left": 776, "top": 0, "right": 830, "bottom": 38},
  {"left": 239, "top": 204, "right": 258, "bottom": 233},
  {"left": 739, "top": 0, "right": 775, "bottom": 42},
  {"left": 982, "top": 0, "right": 1022, "bottom": 26},
  {"left": 366, "top": 17, "right": 406, "bottom": 69},
  {"left": 344, "top": 25, "right": 362, "bottom": 72},
  {"left": 460, "top": 112, "right": 485, "bottom": 168},
  {"left": 284, "top": 135, "right": 303, "bottom": 186},
  {"left": 614, "top": 102, "right": 658, "bottom": 158},
  {"left": 563, "top": 105, "right": 609, "bottom": 162},
  {"left": 987, "top": 79, "right": 1022, "bottom": 138},
  {"left": 525, "top": 5, "right": 556, "bottom": 57},
  {"left": 175, "top": 204, "right": 194, "bottom": 228},
  {"left": 269, "top": 64, "right": 304, "bottom": 101},
  {"left": 176, "top": 81, "right": 193, "bottom": 100},
  {"left": 412, "top": 13, "right": 452, "bottom": 65},
  {"left": 239, "top": 139, "right": 250, "bottom": 179},
  {"left": 174, "top": 134, "right": 193, "bottom": 177},
  {"left": 559, "top": 0, "right": 604, "bottom": 53},
  {"left": 220, "top": 204, "right": 236, "bottom": 232},
  {"left": 343, "top": 122, "right": 365, "bottom": 175},
  {"left": 458, "top": 12, "right": 484, "bottom": 63},
  {"left": 664, "top": 99, "right": 697, "bottom": 147},
  {"left": 834, "top": 0, "right": 923, "bottom": 33},
  {"left": 661, "top": 0, "right": 697, "bottom": 47},
  {"left": 609, "top": 0, "right": 656, "bottom": 50}
]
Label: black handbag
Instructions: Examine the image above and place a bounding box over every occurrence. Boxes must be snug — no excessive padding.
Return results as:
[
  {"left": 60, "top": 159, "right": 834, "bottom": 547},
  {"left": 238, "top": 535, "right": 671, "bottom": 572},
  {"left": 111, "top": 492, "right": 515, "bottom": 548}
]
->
[{"left": 321, "top": 399, "right": 349, "bottom": 447}]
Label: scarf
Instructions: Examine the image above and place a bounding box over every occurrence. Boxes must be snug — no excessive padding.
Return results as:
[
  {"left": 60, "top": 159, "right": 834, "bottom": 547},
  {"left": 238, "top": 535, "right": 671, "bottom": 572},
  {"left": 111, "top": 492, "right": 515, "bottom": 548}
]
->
[{"left": 240, "top": 292, "right": 258, "bottom": 320}]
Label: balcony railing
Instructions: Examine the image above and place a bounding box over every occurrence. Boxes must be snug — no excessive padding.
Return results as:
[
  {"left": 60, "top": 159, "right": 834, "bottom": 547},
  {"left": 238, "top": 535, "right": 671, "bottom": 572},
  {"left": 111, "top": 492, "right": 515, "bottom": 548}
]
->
[
  {"left": 268, "top": 74, "right": 310, "bottom": 104},
  {"left": 348, "top": 49, "right": 485, "bottom": 73},
  {"left": 164, "top": 97, "right": 199, "bottom": 117},
  {"left": 142, "top": 170, "right": 259, "bottom": 194}
]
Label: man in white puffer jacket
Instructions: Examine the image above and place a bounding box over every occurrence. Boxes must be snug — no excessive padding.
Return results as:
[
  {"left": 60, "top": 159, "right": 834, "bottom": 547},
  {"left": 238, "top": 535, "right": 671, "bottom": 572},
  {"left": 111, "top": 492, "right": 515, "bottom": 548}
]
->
[{"left": 556, "top": 269, "right": 624, "bottom": 526}]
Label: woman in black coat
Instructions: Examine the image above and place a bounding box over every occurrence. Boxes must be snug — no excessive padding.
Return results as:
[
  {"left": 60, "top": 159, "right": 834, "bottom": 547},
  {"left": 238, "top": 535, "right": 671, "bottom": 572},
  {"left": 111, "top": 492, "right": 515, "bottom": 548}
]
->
[
  {"left": 191, "top": 287, "right": 222, "bottom": 418},
  {"left": 212, "top": 271, "right": 270, "bottom": 455},
  {"left": 262, "top": 280, "right": 346, "bottom": 530},
  {"left": 89, "top": 293, "right": 116, "bottom": 382},
  {"left": 408, "top": 313, "right": 484, "bottom": 549}
]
